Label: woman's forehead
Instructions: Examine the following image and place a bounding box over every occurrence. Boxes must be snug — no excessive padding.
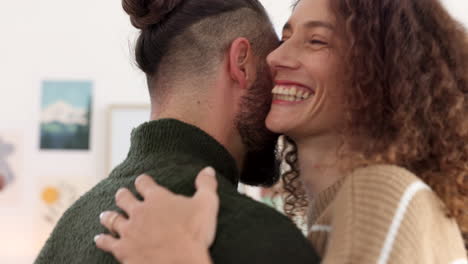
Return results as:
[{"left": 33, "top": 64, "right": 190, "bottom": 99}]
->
[{"left": 287, "top": 0, "right": 335, "bottom": 29}]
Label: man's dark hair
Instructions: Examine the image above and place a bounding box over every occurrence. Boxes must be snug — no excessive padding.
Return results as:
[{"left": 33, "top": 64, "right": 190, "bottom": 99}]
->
[{"left": 122, "top": 0, "right": 277, "bottom": 100}]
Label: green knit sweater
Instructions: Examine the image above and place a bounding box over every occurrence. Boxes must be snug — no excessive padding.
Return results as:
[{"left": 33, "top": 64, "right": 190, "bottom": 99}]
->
[{"left": 35, "top": 119, "right": 319, "bottom": 264}]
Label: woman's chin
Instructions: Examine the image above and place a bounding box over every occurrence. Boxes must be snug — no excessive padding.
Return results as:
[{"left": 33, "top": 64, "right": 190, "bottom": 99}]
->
[{"left": 266, "top": 115, "right": 292, "bottom": 135}]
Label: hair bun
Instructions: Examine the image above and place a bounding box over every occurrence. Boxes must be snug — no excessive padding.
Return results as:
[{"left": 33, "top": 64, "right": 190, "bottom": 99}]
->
[{"left": 122, "top": 0, "right": 185, "bottom": 30}]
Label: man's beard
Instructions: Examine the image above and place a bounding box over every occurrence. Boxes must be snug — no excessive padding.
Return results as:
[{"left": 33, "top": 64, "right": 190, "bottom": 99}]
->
[{"left": 234, "top": 62, "right": 281, "bottom": 187}]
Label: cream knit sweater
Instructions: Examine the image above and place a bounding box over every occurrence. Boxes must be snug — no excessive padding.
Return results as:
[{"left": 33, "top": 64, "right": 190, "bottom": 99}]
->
[{"left": 307, "top": 165, "right": 467, "bottom": 264}]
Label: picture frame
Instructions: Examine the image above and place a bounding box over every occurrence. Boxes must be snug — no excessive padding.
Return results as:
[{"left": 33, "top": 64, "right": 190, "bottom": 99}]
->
[
  {"left": 107, "top": 104, "right": 151, "bottom": 174},
  {"left": 39, "top": 81, "right": 93, "bottom": 151}
]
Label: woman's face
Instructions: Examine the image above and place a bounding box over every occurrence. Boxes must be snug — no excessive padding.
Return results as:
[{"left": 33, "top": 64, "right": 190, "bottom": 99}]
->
[{"left": 265, "top": 0, "right": 345, "bottom": 139}]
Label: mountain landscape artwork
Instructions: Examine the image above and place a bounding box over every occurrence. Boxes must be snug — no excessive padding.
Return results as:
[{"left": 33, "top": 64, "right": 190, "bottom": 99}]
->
[{"left": 40, "top": 81, "right": 93, "bottom": 150}]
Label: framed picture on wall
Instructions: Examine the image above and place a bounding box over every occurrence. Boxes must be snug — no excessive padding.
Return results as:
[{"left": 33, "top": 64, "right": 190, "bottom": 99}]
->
[
  {"left": 39, "top": 81, "right": 93, "bottom": 151},
  {"left": 0, "top": 131, "right": 22, "bottom": 206},
  {"left": 107, "top": 105, "right": 151, "bottom": 174},
  {"left": 38, "top": 176, "right": 93, "bottom": 226}
]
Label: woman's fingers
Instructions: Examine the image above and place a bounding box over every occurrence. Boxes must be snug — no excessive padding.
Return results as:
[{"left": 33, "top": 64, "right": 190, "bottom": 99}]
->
[
  {"left": 100, "top": 211, "right": 127, "bottom": 235},
  {"left": 135, "top": 174, "right": 170, "bottom": 199},
  {"left": 195, "top": 167, "right": 217, "bottom": 192},
  {"left": 94, "top": 234, "right": 118, "bottom": 253},
  {"left": 115, "top": 188, "right": 139, "bottom": 213},
  {"left": 194, "top": 167, "right": 219, "bottom": 205},
  {"left": 94, "top": 169, "right": 221, "bottom": 263},
  {"left": 194, "top": 167, "right": 219, "bottom": 246}
]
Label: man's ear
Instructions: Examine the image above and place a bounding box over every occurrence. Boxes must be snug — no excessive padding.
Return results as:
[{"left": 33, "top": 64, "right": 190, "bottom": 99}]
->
[{"left": 228, "top": 37, "right": 253, "bottom": 89}]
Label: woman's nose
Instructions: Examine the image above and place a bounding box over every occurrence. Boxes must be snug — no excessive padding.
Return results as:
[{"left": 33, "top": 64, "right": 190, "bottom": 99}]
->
[{"left": 267, "top": 41, "right": 300, "bottom": 72}]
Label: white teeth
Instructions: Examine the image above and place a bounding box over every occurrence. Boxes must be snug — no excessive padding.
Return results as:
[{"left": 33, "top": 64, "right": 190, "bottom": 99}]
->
[
  {"left": 297, "top": 90, "right": 304, "bottom": 98},
  {"left": 290, "top": 87, "right": 297, "bottom": 95},
  {"left": 272, "top": 85, "right": 314, "bottom": 101}
]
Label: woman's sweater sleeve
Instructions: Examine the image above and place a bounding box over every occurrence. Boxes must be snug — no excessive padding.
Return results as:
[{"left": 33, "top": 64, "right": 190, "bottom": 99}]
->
[{"left": 322, "top": 165, "right": 466, "bottom": 264}]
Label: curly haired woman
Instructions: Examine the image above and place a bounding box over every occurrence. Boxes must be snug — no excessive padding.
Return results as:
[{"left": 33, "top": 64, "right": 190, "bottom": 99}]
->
[{"left": 95, "top": 0, "right": 468, "bottom": 263}]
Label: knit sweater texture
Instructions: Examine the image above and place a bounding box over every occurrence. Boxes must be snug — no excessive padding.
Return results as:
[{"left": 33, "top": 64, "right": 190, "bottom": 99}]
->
[
  {"left": 307, "top": 164, "right": 467, "bottom": 264},
  {"left": 35, "top": 119, "right": 319, "bottom": 264}
]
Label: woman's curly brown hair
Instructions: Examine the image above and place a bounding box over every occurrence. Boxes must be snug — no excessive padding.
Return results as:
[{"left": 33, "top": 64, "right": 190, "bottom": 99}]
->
[{"left": 282, "top": 0, "right": 468, "bottom": 249}]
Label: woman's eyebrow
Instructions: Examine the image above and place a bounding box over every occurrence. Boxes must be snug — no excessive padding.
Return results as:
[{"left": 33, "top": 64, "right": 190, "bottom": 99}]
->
[{"left": 283, "top": 20, "right": 335, "bottom": 32}]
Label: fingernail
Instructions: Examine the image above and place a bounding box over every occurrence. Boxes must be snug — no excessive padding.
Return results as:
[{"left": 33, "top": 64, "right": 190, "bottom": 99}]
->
[
  {"left": 135, "top": 175, "right": 145, "bottom": 184},
  {"left": 99, "top": 212, "right": 107, "bottom": 220},
  {"left": 94, "top": 235, "right": 100, "bottom": 243},
  {"left": 116, "top": 188, "right": 126, "bottom": 196},
  {"left": 204, "top": 167, "right": 216, "bottom": 177}
]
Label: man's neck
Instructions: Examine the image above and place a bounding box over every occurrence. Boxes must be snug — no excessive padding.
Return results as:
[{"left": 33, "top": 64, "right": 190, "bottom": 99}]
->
[{"left": 150, "top": 99, "right": 246, "bottom": 171}]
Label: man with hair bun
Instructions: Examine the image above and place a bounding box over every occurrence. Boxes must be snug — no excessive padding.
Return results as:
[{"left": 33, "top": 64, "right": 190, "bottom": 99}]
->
[{"left": 34, "top": 0, "right": 320, "bottom": 263}]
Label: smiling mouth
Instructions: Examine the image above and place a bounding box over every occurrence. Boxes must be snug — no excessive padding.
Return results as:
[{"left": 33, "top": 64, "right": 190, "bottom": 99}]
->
[{"left": 272, "top": 83, "right": 314, "bottom": 102}]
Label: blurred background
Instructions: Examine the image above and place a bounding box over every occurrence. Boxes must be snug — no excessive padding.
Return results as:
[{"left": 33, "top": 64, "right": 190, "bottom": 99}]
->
[{"left": 0, "top": 0, "right": 466, "bottom": 263}]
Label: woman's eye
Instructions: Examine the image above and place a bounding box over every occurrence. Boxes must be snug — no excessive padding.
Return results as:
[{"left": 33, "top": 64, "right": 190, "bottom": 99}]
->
[{"left": 309, "top": 40, "right": 328, "bottom": 45}]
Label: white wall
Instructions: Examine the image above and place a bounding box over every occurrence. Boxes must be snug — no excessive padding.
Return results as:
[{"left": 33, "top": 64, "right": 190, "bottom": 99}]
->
[
  {"left": 0, "top": 0, "right": 465, "bottom": 263},
  {"left": 444, "top": 0, "right": 468, "bottom": 25},
  {"left": 0, "top": 1, "right": 148, "bottom": 263}
]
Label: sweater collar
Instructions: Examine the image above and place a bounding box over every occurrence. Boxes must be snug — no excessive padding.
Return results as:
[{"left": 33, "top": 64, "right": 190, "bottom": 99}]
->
[
  {"left": 308, "top": 176, "right": 347, "bottom": 226},
  {"left": 127, "top": 118, "right": 239, "bottom": 186}
]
